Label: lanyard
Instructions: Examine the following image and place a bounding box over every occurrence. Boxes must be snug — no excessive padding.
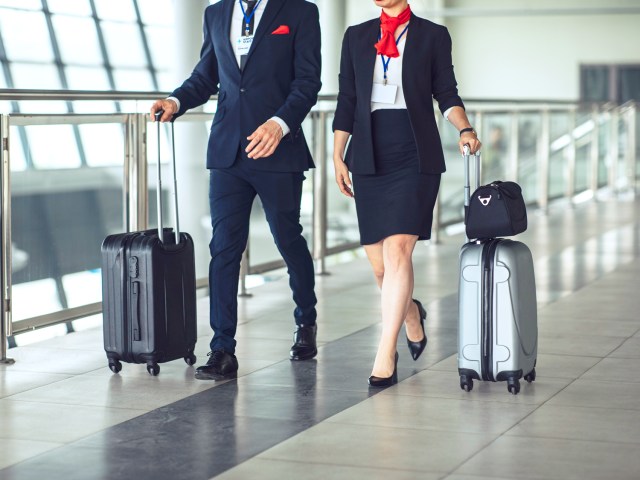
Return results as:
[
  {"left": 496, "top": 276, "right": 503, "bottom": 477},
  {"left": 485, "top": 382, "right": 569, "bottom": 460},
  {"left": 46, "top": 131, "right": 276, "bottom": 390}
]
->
[
  {"left": 239, "top": 0, "right": 264, "bottom": 36},
  {"left": 380, "top": 24, "right": 409, "bottom": 85}
]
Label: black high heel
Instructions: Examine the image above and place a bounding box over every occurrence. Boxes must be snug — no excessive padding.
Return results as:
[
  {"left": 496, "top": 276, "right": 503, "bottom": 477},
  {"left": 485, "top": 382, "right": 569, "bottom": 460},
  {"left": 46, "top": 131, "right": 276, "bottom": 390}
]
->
[
  {"left": 407, "top": 299, "right": 427, "bottom": 361},
  {"left": 368, "top": 352, "right": 399, "bottom": 387}
]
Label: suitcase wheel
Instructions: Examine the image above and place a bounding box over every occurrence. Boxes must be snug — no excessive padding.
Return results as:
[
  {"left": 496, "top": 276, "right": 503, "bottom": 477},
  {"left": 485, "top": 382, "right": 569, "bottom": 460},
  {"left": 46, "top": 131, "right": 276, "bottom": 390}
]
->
[
  {"left": 524, "top": 368, "right": 536, "bottom": 383},
  {"left": 109, "top": 360, "right": 122, "bottom": 374},
  {"left": 146, "top": 363, "right": 160, "bottom": 376},
  {"left": 459, "top": 375, "right": 474, "bottom": 392},
  {"left": 184, "top": 353, "right": 197, "bottom": 366},
  {"left": 507, "top": 378, "right": 521, "bottom": 395}
]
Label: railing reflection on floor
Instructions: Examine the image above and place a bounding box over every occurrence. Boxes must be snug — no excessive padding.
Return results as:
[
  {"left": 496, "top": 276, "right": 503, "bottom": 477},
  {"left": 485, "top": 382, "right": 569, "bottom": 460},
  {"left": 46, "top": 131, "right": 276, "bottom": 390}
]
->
[{"left": 0, "top": 89, "right": 638, "bottom": 359}]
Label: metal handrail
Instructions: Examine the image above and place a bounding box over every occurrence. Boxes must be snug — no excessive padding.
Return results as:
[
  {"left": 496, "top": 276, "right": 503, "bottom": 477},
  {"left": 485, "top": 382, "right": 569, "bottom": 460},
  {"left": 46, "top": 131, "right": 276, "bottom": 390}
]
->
[{"left": 0, "top": 93, "right": 637, "bottom": 350}]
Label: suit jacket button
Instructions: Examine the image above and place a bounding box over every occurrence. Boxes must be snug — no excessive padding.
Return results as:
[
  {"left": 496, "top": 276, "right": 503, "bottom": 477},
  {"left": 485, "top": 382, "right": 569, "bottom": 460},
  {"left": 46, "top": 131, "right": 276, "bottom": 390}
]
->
[{"left": 240, "top": 88, "right": 246, "bottom": 93}]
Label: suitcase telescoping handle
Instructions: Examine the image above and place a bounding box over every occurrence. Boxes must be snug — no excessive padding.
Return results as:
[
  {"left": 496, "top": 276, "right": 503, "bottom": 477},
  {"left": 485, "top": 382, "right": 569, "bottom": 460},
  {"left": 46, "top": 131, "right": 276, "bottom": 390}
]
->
[
  {"left": 463, "top": 144, "right": 482, "bottom": 208},
  {"left": 463, "top": 145, "right": 481, "bottom": 243},
  {"left": 154, "top": 111, "right": 180, "bottom": 244}
]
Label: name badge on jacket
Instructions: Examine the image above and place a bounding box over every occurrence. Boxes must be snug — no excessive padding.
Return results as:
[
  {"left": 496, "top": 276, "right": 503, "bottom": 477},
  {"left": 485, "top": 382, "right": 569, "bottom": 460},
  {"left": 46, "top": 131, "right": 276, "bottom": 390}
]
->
[
  {"left": 371, "top": 83, "right": 398, "bottom": 104},
  {"left": 236, "top": 36, "right": 254, "bottom": 56}
]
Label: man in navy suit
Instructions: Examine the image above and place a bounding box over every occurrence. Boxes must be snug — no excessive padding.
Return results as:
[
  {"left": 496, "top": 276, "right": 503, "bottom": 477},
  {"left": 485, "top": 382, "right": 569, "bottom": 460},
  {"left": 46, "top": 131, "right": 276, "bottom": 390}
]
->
[{"left": 151, "top": 0, "right": 321, "bottom": 380}]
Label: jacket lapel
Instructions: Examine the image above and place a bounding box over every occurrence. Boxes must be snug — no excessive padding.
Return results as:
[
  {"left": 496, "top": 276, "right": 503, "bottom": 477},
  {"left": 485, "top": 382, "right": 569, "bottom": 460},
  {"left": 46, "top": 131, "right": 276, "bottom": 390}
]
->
[
  {"left": 245, "top": 0, "right": 287, "bottom": 65},
  {"left": 220, "top": 0, "right": 239, "bottom": 72},
  {"left": 362, "top": 19, "right": 380, "bottom": 104}
]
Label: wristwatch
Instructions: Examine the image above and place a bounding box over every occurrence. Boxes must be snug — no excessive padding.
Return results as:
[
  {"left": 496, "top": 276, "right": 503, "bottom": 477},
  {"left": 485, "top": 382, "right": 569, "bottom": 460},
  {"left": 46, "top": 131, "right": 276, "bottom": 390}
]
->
[{"left": 459, "top": 127, "right": 476, "bottom": 137}]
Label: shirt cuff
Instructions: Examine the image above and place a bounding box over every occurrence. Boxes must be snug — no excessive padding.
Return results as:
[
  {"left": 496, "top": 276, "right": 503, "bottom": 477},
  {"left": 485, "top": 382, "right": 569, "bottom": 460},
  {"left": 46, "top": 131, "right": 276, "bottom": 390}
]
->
[
  {"left": 166, "top": 96, "right": 181, "bottom": 112},
  {"left": 270, "top": 116, "right": 290, "bottom": 137},
  {"left": 443, "top": 107, "right": 454, "bottom": 120}
]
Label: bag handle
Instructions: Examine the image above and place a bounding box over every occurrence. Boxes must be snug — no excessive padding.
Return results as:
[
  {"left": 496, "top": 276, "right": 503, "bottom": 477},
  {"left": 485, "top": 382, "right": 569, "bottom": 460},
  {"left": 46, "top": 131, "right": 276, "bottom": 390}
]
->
[{"left": 154, "top": 111, "right": 180, "bottom": 244}]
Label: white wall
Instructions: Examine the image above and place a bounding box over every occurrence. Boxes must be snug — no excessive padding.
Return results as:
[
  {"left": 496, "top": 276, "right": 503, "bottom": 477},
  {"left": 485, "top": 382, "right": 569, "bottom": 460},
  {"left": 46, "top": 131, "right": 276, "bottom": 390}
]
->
[{"left": 337, "top": 0, "right": 640, "bottom": 101}]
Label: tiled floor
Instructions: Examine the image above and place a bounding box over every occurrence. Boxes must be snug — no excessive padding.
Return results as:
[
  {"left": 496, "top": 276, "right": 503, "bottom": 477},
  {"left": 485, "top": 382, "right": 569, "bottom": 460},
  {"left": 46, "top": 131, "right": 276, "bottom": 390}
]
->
[{"left": 0, "top": 196, "right": 639, "bottom": 479}]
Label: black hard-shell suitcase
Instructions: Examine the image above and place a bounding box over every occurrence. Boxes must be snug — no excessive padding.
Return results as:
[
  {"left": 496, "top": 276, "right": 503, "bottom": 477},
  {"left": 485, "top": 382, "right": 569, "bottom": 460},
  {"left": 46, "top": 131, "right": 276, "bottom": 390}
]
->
[
  {"left": 101, "top": 115, "right": 197, "bottom": 375},
  {"left": 457, "top": 148, "right": 538, "bottom": 395}
]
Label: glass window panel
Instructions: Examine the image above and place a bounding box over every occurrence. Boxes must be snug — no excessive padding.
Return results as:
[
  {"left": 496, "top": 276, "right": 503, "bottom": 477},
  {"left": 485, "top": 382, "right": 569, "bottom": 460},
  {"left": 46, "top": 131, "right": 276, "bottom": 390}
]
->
[
  {"left": 11, "top": 63, "right": 60, "bottom": 89},
  {"left": 0, "top": 1, "right": 41, "bottom": 9},
  {"left": 26, "top": 125, "right": 82, "bottom": 169},
  {"left": 145, "top": 25, "right": 174, "bottom": 67},
  {"left": 113, "top": 68, "right": 153, "bottom": 91},
  {"left": 0, "top": 10, "right": 54, "bottom": 62},
  {"left": 156, "top": 71, "right": 175, "bottom": 92},
  {"left": 12, "top": 279, "right": 63, "bottom": 321},
  {"left": 72, "top": 100, "right": 118, "bottom": 114},
  {"left": 79, "top": 124, "right": 124, "bottom": 167},
  {"left": 9, "top": 126, "right": 27, "bottom": 171},
  {"left": 137, "top": 0, "right": 173, "bottom": 25},
  {"left": 101, "top": 21, "right": 146, "bottom": 67},
  {"left": 47, "top": 0, "right": 92, "bottom": 16},
  {"left": 618, "top": 66, "right": 640, "bottom": 103},
  {"left": 62, "top": 270, "right": 101, "bottom": 307},
  {"left": 18, "top": 100, "right": 67, "bottom": 114},
  {"left": 52, "top": 15, "right": 102, "bottom": 66},
  {"left": 581, "top": 66, "right": 609, "bottom": 103},
  {"left": 0, "top": 69, "right": 6, "bottom": 88},
  {"left": 94, "top": 0, "right": 137, "bottom": 22},
  {"left": 65, "top": 65, "right": 111, "bottom": 89}
]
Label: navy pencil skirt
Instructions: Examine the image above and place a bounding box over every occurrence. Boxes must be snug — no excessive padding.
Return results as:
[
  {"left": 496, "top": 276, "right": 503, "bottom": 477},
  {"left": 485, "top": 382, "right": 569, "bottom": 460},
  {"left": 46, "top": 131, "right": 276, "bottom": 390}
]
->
[{"left": 352, "top": 109, "right": 441, "bottom": 245}]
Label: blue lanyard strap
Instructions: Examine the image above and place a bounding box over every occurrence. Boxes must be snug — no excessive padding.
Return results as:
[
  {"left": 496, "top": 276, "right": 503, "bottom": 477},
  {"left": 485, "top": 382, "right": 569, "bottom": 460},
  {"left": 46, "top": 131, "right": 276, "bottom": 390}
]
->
[
  {"left": 239, "top": 0, "right": 264, "bottom": 36},
  {"left": 380, "top": 24, "right": 409, "bottom": 84}
]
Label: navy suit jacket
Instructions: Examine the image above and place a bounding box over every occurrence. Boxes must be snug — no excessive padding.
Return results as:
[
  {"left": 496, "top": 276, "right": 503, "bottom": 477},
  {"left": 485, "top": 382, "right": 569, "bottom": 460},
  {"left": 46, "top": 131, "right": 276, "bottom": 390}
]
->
[
  {"left": 333, "top": 14, "right": 465, "bottom": 175},
  {"left": 171, "top": 0, "right": 321, "bottom": 172}
]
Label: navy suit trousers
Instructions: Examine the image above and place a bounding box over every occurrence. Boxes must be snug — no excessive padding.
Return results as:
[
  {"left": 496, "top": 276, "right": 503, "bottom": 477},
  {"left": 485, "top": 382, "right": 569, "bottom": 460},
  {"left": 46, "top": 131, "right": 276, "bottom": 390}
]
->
[{"left": 208, "top": 153, "right": 317, "bottom": 353}]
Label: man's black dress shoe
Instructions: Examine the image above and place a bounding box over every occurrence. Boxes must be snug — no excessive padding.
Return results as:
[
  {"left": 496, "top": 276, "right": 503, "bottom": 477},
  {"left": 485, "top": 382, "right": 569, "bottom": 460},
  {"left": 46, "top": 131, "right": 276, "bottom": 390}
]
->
[
  {"left": 289, "top": 324, "right": 317, "bottom": 361},
  {"left": 368, "top": 352, "right": 399, "bottom": 387},
  {"left": 407, "top": 299, "right": 428, "bottom": 361},
  {"left": 195, "top": 350, "right": 238, "bottom": 380}
]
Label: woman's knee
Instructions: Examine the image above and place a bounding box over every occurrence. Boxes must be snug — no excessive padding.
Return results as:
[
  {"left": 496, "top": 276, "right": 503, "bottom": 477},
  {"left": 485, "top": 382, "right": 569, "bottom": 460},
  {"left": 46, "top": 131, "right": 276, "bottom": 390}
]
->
[{"left": 383, "top": 236, "right": 417, "bottom": 268}]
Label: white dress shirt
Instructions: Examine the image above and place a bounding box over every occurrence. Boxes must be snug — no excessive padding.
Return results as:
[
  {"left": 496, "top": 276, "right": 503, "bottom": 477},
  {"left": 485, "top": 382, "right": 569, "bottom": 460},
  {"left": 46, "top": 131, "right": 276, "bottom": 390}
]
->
[
  {"left": 371, "top": 24, "right": 454, "bottom": 119},
  {"left": 169, "top": 0, "right": 290, "bottom": 135}
]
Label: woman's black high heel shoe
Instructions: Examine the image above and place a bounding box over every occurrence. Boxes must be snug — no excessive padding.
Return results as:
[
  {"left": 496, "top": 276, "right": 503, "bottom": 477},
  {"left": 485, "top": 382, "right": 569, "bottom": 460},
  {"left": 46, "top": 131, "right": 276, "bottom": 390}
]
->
[
  {"left": 407, "top": 299, "right": 427, "bottom": 361},
  {"left": 368, "top": 352, "right": 399, "bottom": 387}
]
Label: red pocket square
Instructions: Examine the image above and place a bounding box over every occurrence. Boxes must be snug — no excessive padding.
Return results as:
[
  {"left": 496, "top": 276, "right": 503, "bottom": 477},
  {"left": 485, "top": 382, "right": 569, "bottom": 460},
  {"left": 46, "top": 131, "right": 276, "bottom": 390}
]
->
[{"left": 272, "top": 25, "right": 290, "bottom": 35}]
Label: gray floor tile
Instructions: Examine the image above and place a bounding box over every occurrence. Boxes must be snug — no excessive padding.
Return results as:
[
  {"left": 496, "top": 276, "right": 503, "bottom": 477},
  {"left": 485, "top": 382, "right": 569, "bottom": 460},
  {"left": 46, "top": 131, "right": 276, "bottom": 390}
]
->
[
  {"left": 505, "top": 404, "right": 640, "bottom": 444},
  {"left": 547, "top": 379, "right": 640, "bottom": 410},
  {"left": 0, "top": 370, "right": 71, "bottom": 399},
  {"left": 455, "top": 436, "right": 640, "bottom": 480},
  {"left": 580, "top": 357, "right": 640, "bottom": 383},
  {"left": 325, "top": 394, "right": 536, "bottom": 435},
  {"left": 259, "top": 422, "right": 495, "bottom": 474},
  {"left": 610, "top": 337, "right": 640, "bottom": 358},
  {"left": 0, "top": 438, "right": 63, "bottom": 470},
  {"left": 215, "top": 458, "right": 442, "bottom": 480},
  {"left": 0, "top": 400, "right": 145, "bottom": 443},
  {"left": 537, "top": 333, "right": 625, "bottom": 357}
]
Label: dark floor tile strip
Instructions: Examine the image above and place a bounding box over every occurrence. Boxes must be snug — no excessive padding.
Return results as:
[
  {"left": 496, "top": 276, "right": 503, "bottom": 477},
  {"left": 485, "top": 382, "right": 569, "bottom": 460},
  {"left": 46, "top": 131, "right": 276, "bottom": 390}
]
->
[{"left": 0, "top": 318, "right": 459, "bottom": 480}]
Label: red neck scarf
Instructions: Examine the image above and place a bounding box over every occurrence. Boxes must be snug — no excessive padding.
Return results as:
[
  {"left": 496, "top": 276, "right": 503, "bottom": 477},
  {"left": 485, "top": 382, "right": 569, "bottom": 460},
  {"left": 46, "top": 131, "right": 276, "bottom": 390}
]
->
[{"left": 374, "top": 5, "right": 412, "bottom": 58}]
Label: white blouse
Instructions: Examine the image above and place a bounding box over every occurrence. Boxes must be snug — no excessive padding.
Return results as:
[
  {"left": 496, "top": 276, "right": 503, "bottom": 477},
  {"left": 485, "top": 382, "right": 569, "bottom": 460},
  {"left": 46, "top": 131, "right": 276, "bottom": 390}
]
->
[{"left": 371, "top": 28, "right": 408, "bottom": 112}]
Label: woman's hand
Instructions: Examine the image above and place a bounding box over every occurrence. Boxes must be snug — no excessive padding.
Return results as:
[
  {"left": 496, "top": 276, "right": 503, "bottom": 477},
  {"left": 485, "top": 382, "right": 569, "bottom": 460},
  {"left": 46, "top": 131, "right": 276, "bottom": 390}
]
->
[
  {"left": 333, "top": 156, "right": 354, "bottom": 198},
  {"left": 459, "top": 132, "right": 482, "bottom": 155}
]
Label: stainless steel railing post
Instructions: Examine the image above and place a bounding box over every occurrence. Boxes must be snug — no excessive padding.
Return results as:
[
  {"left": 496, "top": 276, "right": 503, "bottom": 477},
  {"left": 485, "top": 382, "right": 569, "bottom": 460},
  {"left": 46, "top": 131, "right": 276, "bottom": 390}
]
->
[
  {"left": 624, "top": 103, "right": 637, "bottom": 196},
  {"left": 124, "top": 114, "right": 148, "bottom": 232},
  {"left": 590, "top": 105, "right": 600, "bottom": 198},
  {"left": 538, "top": 109, "right": 551, "bottom": 213},
  {"left": 1, "top": 115, "right": 15, "bottom": 364},
  {"left": 609, "top": 107, "right": 620, "bottom": 194},
  {"left": 509, "top": 111, "right": 520, "bottom": 183},
  {"left": 312, "top": 111, "right": 329, "bottom": 275},
  {"left": 566, "top": 108, "right": 577, "bottom": 204},
  {"left": 238, "top": 243, "right": 252, "bottom": 297}
]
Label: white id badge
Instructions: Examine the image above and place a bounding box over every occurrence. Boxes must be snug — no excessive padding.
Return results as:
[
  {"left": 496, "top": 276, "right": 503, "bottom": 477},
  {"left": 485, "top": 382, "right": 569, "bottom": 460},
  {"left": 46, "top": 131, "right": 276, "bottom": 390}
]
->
[
  {"left": 371, "top": 83, "right": 398, "bottom": 104},
  {"left": 235, "top": 35, "right": 254, "bottom": 56}
]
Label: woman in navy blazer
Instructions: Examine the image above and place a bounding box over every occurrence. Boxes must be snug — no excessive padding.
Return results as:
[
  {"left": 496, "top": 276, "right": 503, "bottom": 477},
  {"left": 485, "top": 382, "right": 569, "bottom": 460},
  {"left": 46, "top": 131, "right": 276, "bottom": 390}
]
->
[{"left": 333, "top": 0, "right": 481, "bottom": 386}]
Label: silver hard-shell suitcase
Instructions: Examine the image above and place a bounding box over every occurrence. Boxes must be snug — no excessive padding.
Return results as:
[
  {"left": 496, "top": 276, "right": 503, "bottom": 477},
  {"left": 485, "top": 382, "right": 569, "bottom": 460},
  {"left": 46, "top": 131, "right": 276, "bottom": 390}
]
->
[{"left": 457, "top": 148, "right": 538, "bottom": 394}]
